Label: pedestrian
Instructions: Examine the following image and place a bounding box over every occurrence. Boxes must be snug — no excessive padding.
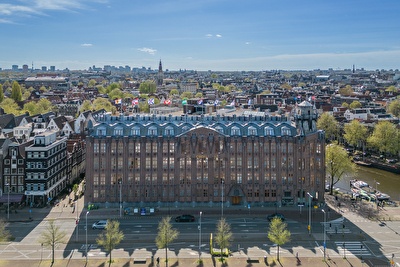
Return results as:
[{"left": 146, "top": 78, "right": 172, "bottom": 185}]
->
[{"left": 156, "top": 257, "right": 160, "bottom": 266}]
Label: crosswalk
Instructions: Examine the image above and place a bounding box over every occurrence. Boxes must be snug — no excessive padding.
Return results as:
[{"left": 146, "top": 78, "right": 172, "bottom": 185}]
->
[{"left": 335, "top": 241, "right": 371, "bottom": 257}]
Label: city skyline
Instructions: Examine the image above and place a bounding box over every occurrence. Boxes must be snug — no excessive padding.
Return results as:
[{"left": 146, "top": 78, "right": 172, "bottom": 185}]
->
[{"left": 1, "top": 0, "right": 400, "bottom": 71}]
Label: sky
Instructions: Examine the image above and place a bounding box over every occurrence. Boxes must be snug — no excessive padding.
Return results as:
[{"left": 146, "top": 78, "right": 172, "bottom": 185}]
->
[{"left": 1, "top": 0, "right": 400, "bottom": 71}]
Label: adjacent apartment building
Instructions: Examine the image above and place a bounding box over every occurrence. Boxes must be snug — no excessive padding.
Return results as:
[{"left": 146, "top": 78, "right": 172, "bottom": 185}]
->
[{"left": 85, "top": 101, "right": 325, "bottom": 208}]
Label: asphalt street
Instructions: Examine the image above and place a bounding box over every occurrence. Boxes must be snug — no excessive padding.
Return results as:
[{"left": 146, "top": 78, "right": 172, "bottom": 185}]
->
[{"left": 1, "top": 192, "right": 399, "bottom": 267}]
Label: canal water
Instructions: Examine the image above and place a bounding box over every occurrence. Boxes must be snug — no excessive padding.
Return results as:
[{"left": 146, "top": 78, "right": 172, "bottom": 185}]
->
[{"left": 335, "top": 166, "right": 400, "bottom": 201}]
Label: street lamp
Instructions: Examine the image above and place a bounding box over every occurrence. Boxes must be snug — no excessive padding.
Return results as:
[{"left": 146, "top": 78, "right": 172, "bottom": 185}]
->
[
  {"left": 221, "top": 180, "right": 224, "bottom": 218},
  {"left": 85, "top": 211, "right": 89, "bottom": 263},
  {"left": 119, "top": 179, "right": 122, "bottom": 218},
  {"left": 199, "top": 211, "right": 202, "bottom": 260},
  {"left": 322, "top": 209, "right": 326, "bottom": 261},
  {"left": 5, "top": 183, "right": 9, "bottom": 221},
  {"left": 307, "top": 192, "right": 312, "bottom": 235}
]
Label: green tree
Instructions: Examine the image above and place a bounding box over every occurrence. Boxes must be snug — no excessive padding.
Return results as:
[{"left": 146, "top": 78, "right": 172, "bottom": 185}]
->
[
  {"left": 106, "top": 82, "right": 120, "bottom": 93},
  {"left": 96, "top": 220, "right": 124, "bottom": 266},
  {"left": 11, "top": 81, "right": 22, "bottom": 102},
  {"left": 214, "top": 218, "right": 233, "bottom": 261},
  {"left": 0, "top": 84, "right": 4, "bottom": 103},
  {"left": 0, "top": 219, "right": 11, "bottom": 242},
  {"left": 180, "top": 91, "right": 193, "bottom": 99},
  {"left": 349, "top": 100, "right": 362, "bottom": 109},
  {"left": 72, "top": 184, "right": 79, "bottom": 200},
  {"left": 195, "top": 92, "right": 203, "bottom": 98},
  {"left": 88, "top": 79, "right": 97, "bottom": 88},
  {"left": 92, "top": 97, "right": 113, "bottom": 112},
  {"left": 38, "top": 220, "right": 66, "bottom": 265},
  {"left": 339, "top": 85, "right": 354, "bottom": 96},
  {"left": 326, "top": 144, "right": 356, "bottom": 195},
  {"left": 317, "top": 113, "right": 340, "bottom": 142},
  {"left": 155, "top": 216, "right": 179, "bottom": 267},
  {"left": 268, "top": 217, "right": 291, "bottom": 261},
  {"left": 388, "top": 99, "right": 400, "bottom": 117},
  {"left": 343, "top": 120, "right": 368, "bottom": 149},
  {"left": 23, "top": 101, "right": 37, "bottom": 115},
  {"left": 169, "top": 89, "right": 179, "bottom": 97},
  {"left": 79, "top": 100, "right": 93, "bottom": 113},
  {"left": 108, "top": 88, "right": 124, "bottom": 100},
  {"left": 36, "top": 98, "right": 53, "bottom": 114},
  {"left": 139, "top": 81, "right": 156, "bottom": 94},
  {"left": 385, "top": 85, "right": 398, "bottom": 93},
  {"left": 367, "top": 121, "right": 399, "bottom": 156},
  {"left": 0, "top": 98, "right": 21, "bottom": 115},
  {"left": 341, "top": 102, "right": 349, "bottom": 108}
]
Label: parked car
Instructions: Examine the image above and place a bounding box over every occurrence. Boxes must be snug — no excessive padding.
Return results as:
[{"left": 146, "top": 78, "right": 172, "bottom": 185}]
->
[
  {"left": 92, "top": 220, "right": 108, "bottom": 229},
  {"left": 267, "top": 213, "right": 285, "bottom": 222},
  {"left": 175, "top": 214, "right": 195, "bottom": 222}
]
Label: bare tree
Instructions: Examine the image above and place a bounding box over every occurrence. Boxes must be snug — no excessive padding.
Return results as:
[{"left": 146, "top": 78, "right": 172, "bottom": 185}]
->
[{"left": 38, "top": 220, "right": 66, "bottom": 266}]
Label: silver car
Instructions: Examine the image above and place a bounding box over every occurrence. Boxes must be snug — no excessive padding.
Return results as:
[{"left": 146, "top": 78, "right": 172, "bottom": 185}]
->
[{"left": 92, "top": 220, "right": 108, "bottom": 229}]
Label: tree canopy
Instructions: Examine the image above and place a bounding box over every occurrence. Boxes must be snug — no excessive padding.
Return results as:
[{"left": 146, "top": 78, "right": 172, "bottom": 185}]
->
[
  {"left": 11, "top": 81, "right": 22, "bottom": 102},
  {"left": 317, "top": 113, "right": 340, "bottom": 142},
  {"left": 96, "top": 220, "right": 124, "bottom": 265},
  {"left": 343, "top": 120, "right": 368, "bottom": 149},
  {"left": 155, "top": 216, "right": 179, "bottom": 266},
  {"left": 268, "top": 217, "right": 291, "bottom": 261},
  {"left": 139, "top": 80, "right": 156, "bottom": 94},
  {"left": 214, "top": 218, "right": 233, "bottom": 260},
  {"left": 367, "top": 121, "right": 400, "bottom": 156},
  {"left": 326, "top": 144, "right": 356, "bottom": 194},
  {"left": 388, "top": 99, "right": 400, "bottom": 117}
]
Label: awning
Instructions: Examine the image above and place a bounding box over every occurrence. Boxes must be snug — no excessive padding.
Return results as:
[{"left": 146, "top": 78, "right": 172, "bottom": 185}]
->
[{"left": 0, "top": 194, "right": 24, "bottom": 203}]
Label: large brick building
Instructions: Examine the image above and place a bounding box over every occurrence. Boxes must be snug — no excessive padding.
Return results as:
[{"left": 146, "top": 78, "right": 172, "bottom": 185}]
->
[{"left": 85, "top": 101, "right": 325, "bottom": 209}]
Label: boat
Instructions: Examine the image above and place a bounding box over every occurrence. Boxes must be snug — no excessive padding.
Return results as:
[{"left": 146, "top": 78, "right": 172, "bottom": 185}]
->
[
  {"left": 350, "top": 180, "right": 369, "bottom": 189},
  {"left": 353, "top": 160, "right": 372, "bottom": 167}
]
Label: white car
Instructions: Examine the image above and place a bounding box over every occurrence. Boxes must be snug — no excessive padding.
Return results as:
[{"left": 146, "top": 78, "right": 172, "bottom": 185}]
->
[{"left": 92, "top": 220, "right": 108, "bottom": 229}]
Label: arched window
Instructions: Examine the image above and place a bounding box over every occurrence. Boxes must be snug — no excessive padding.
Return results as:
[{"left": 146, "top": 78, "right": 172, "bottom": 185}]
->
[
  {"left": 165, "top": 126, "right": 174, "bottom": 136},
  {"left": 248, "top": 126, "right": 257, "bottom": 136},
  {"left": 264, "top": 126, "right": 275, "bottom": 136},
  {"left": 231, "top": 126, "right": 241, "bottom": 136},
  {"left": 281, "top": 127, "right": 291, "bottom": 136},
  {"left": 114, "top": 127, "right": 124, "bottom": 136},
  {"left": 215, "top": 126, "right": 224, "bottom": 134},
  {"left": 148, "top": 126, "right": 157, "bottom": 136},
  {"left": 131, "top": 127, "right": 140, "bottom": 136}
]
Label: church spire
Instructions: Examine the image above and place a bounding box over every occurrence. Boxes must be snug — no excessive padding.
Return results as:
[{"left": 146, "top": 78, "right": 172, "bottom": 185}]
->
[{"left": 157, "top": 59, "right": 164, "bottom": 86}]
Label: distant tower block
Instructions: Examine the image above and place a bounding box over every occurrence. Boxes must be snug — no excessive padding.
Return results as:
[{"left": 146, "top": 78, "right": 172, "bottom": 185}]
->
[{"left": 157, "top": 59, "right": 164, "bottom": 86}]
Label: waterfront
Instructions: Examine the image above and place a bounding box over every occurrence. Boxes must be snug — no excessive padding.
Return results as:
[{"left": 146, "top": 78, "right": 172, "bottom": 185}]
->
[{"left": 336, "top": 165, "right": 400, "bottom": 201}]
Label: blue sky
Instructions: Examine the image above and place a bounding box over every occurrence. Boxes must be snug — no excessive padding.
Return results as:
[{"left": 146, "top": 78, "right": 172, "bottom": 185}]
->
[{"left": 1, "top": 0, "right": 400, "bottom": 71}]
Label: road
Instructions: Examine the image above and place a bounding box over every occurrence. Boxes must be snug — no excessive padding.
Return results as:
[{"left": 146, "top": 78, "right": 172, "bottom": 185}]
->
[{"left": 1, "top": 198, "right": 400, "bottom": 266}]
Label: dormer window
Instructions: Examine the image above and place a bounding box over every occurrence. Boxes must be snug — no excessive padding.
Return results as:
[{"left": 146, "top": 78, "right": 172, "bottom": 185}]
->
[
  {"left": 281, "top": 127, "right": 291, "bottom": 136},
  {"left": 231, "top": 126, "right": 240, "bottom": 136},
  {"left": 148, "top": 126, "right": 157, "bottom": 136},
  {"left": 131, "top": 127, "right": 140, "bottom": 136},
  {"left": 265, "top": 126, "right": 275, "bottom": 136},
  {"left": 248, "top": 126, "right": 257, "bottom": 136}
]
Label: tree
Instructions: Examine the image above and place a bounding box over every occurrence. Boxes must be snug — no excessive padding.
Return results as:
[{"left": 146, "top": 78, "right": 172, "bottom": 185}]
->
[
  {"left": 367, "top": 121, "right": 399, "bottom": 156},
  {"left": 180, "top": 91, "right": 193, "bottom": 99},
  {"left": 339, "top": 85, "right": 354, "bottom": 96},
  {"left": 169, "top": 89, "right": 179, "bottom": 97},
  {"left": 343, "top": 120, "right": 368, "bottom": 149},
  {"left": 0, "top": 84, "right": 4, "bottom": 103},
  {"left": 214, "top": 218, "right": 233, "bottom": 261},
  {"left": 96, "top": 220, "right": 124, "bottom": 266},
  {"left": 38, "top": 220, "right": 66, "bottom": 265},
  {"left": 341, "top": 102, "right": 349, "bottom": 108},
  {"left": 349, "top": 100, "right": 362, "bottom": 109},
  {"left": 79, "top": 100, "right": 93, "bottom": 113},
  {"left": 195, "top": 92, "right": 203, "bottom": 98},
  {"left": 326, "top": 144, "right": 356, "bottom": 195},
  {"left": 0, "top": 98, "right": 22, "bottom": 115},
  {"left": 267, "top": 217, "right": 291, "bottom": 261},
  {"left": 92, "top": 97, "right": 113, "bottom": 112},
  {"left": 155, "top": 216, "right": 179, "bottom": 267},
  {"left": 0, "top": 219, "right": 11, "bottom": 242},
  {"left": 385, "top": 85, "right": 398, "bottom": 93},
  {"left": 88, "top": 79, "right": 97, "bottom": 88},
  {"left": 139, "top": 81, "right": 156, "bottom": 94},
  {"left": 11, "top": 81, "right": 22, "bottom": 102},
  {"left": 317, "top": 113, "right": 339, "bottom": 142},
  {"left": 72, "top": 184, "right": 79, "bottom": 200},
  {"left": 388, "top": 99, "right": 400, "bottom": 117}
]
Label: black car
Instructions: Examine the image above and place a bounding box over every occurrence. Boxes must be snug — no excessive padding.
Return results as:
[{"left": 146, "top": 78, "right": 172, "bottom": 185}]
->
[
  {"left": 267, "top": 213, "right": 285, "bottom": 222},
  {"left": 175, "top": 214, "right": 195, "bottom": 222}
]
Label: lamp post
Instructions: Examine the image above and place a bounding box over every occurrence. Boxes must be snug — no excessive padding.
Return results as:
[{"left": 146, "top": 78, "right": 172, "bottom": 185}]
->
[
  {"left": 119, "top": 179, "right": 122, "bottom": 218},
  {"left": 322, "top": 209, "right": 326, "bottom": 261},
  {"left": 307, "top": 192, "right": 312, "bottom": 235},
  {"left": 199, "top": 211, "right": 202, "bottom": 260},
  {"left": 221, "top": 180, "right": 224, "bottom": 218},
  {"left": 85, "top": 211, "right": 89, "bottom": 264},
  {"left": 6, "top": 183, "right": 10, "bottom": 221}
]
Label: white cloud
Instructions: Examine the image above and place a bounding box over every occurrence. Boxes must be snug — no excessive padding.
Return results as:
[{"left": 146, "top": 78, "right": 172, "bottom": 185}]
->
[
  {"left": 205, "top": 34, "right": 213, "bottom": 38},
  {"left": 138, "top": 47, "right": 157, "bottom": 55},
  {"left": 245, "top": 42, "right": 251, "bottom": 45},
  {"left": 81, "top": 43, "right": 93, "bottom": 47},
  {"left": 215, "top": 34, "right": 222, "bottom": 38}
]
